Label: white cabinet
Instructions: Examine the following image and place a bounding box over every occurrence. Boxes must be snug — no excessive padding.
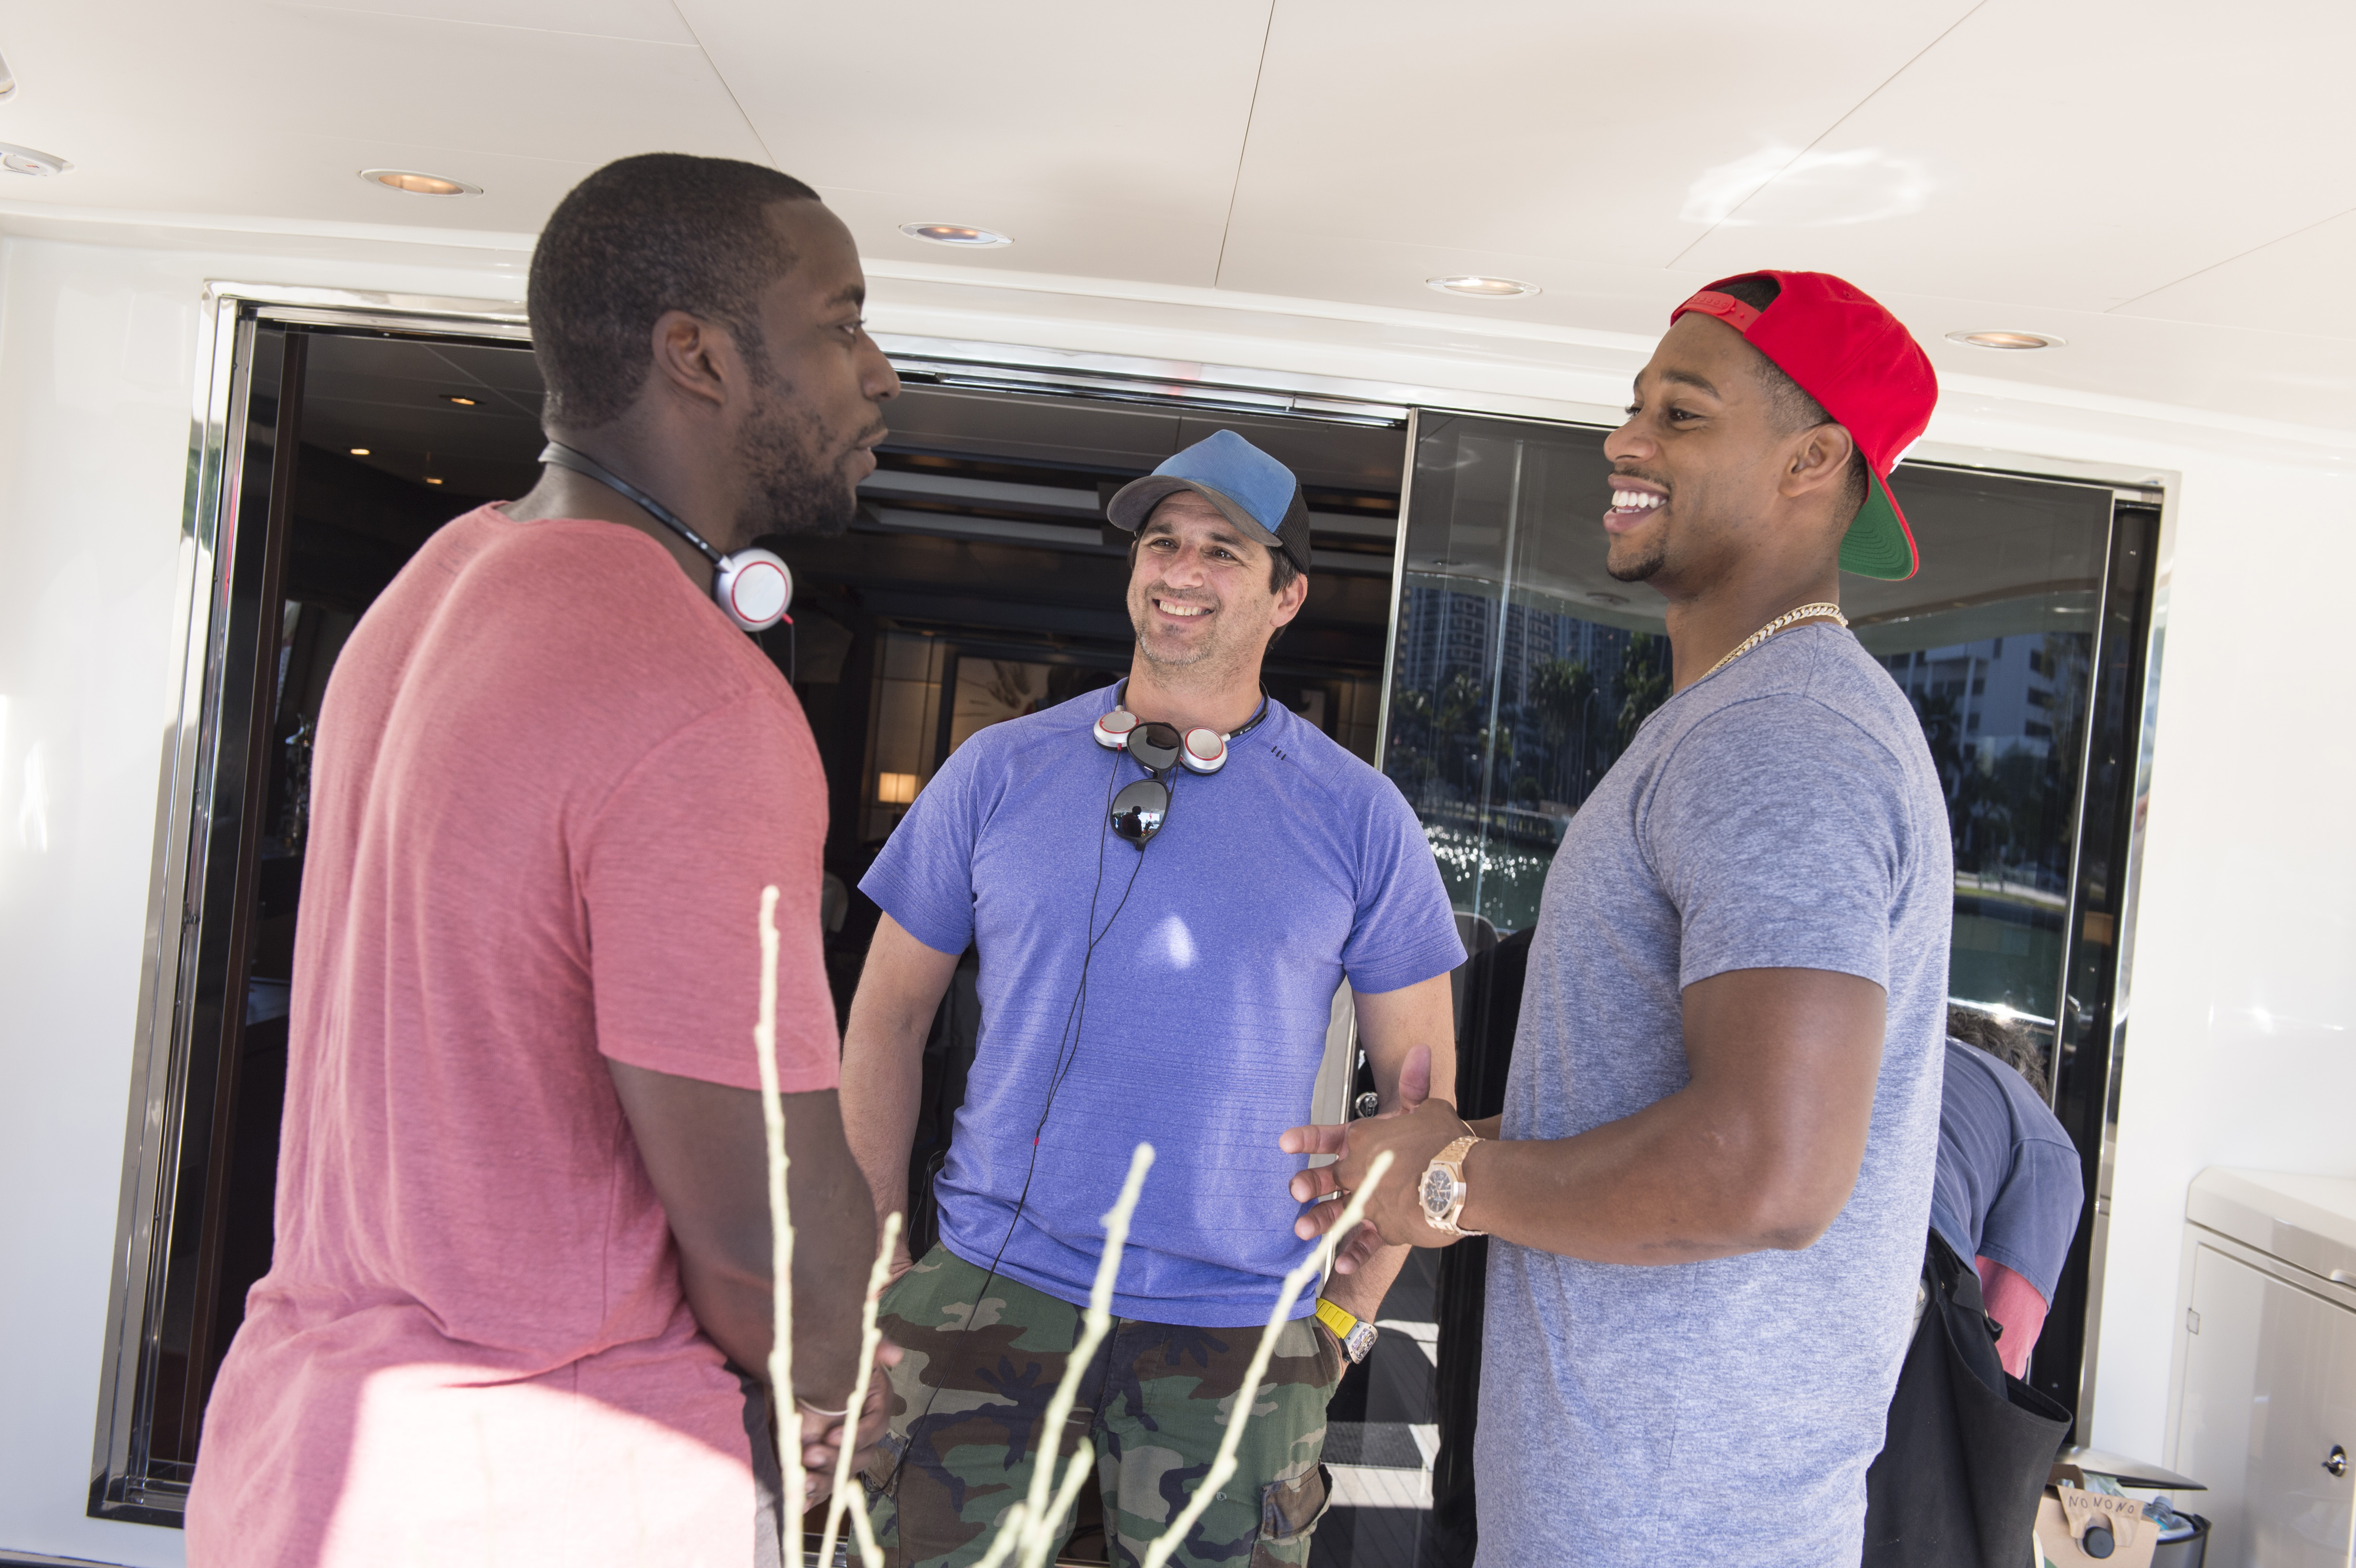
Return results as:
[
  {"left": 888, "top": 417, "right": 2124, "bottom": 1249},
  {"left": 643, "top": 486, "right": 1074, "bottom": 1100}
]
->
[{"left": 2169, "top": 1169, "right": 2356, "bottom": 1568}]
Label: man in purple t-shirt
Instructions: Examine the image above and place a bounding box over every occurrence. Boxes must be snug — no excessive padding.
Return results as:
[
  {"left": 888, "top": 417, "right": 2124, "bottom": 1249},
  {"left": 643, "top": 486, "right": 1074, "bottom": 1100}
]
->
[{"left": 840, "top": 431, "right": 1463, "bottom": 1567}]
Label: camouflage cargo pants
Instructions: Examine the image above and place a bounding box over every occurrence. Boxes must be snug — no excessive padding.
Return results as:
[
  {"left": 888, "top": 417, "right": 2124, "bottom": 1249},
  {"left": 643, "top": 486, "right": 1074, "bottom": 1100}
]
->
[{"left": 862, "top": 1246, "right": 1341, "bottom": 1568}]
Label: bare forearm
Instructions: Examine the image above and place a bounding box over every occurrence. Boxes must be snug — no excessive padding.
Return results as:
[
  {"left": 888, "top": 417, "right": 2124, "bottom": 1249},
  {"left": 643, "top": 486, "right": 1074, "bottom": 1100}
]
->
[
  {"left": 1313, "top": 975, "right": 1457, "bottom": 1308},
  {"left": 783, "top": 1133, "right": 878, "bottom": 1405},
  {"left": 1457, "top": 971, "right": 1883, "bottom": 1263},
  {"left": 1320, "top": 1241, "right": 1407, "bottom": 1321},
  {"left": 1459, "top": 1089, "right": 1840, "bottom": 1264},
  {"left": 840, "top": 917, "right": 960, "bottom": 1252},
  {"left": 670, "top": 1114, "right": 875, "bottom": 1405},
  {"left": 840, "top": 1022, "right": 925, "bottom": 1242}
]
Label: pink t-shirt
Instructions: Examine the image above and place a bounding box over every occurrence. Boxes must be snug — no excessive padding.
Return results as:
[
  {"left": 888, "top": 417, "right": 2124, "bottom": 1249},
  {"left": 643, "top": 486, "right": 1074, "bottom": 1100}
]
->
[{"left": 186, "top": 507, "right": 838, "bottom": 1567}]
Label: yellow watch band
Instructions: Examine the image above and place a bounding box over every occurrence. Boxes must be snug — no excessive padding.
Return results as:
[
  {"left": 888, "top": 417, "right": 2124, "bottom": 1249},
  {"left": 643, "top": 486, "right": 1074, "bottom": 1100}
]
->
[{"left": 1314, "top": 1297, "right": 1361, "bottom": 1343}]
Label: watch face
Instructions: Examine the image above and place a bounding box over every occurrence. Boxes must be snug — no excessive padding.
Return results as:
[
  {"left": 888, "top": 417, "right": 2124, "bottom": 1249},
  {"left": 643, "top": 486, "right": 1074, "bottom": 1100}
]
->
[{"left": 1421, "top": 1163, "right": 1453, "bottom": 1218}]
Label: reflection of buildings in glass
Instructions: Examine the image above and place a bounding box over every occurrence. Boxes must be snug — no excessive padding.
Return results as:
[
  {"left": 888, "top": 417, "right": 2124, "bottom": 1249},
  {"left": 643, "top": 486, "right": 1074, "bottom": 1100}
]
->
[
  {"left": 1393, "top": 584, "right": 1644, "bottom": 713},
  {"left": 1389, "top": 584, "right": 1668, "bottom": 935},
  {"left": 1881, "top": 634, "right": 2070, "bottom": 763},
  {"left": 1882, "top": 634, "right": 2092, "bottom": 896},
  {"left": 1393, "top": 586, "right": 1492, "bottom": 697},
  {"left": 1881, "top": 630, "right": 2092, "bottom": 1027}
]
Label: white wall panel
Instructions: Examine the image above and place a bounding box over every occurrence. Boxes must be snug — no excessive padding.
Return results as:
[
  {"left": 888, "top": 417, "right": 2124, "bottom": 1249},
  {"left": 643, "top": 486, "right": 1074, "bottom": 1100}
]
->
[
  {"left": 681, "top": 0, "right": 1274, "bottom": 287},
  {"left": 1221, "top": 0, "right": 1975, "bottom": 301},
  {"left": 0, "top": 233, "right": 518, "bottom": 1568},
  {"left": 0, "top": 3, "right": 765, "bottom": 230},
  {"left": 1674, "top": 0, "right": 2356, "bottom": 313},
  {"left": 2118, "top": 206, "right": 2356, "bottom": 338}
]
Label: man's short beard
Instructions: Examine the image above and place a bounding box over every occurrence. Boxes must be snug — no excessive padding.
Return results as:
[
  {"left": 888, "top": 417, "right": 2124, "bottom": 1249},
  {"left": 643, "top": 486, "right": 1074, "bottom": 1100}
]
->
[
  {"left": 1129, "top": 595, "right": 1254, "bottom": 679},
  {"left": 731, "top": 374, "right": 860, "bottom": 542},
  {"left": 1607, "top": 540, "right": 1666, "bottom": 583},
  {"left": 1130, "top": 608, "right": 1214, "bottom": 670}
]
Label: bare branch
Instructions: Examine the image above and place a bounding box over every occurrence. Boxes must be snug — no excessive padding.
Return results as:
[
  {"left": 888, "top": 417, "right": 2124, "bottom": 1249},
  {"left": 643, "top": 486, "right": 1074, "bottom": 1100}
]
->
[
  {"left": 819, "top": 1210, "right": 903, "bottom": 1568},
  {"left": 1012, "top": 1144, "right": 1156, "bottom": 1568},
  {"left": 753, "top": 886, "right": 800, "bottom": 1529},
  {"left": 1137, "top": 1151, "right": 1396, "bottom": 1568}
]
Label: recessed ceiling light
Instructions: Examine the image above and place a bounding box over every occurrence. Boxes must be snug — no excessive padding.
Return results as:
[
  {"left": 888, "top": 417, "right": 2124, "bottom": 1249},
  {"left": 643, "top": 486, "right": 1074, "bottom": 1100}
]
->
[
  {"left": 440, "top": 393, "right": 480, "bottom": 407},
  {"left": 424, "top": 477, "right": 443, "bottom": 486},
  {"left": 0, "top": 142, "right": 71, "bottom": 177},
  {"left": 360, "top": 168, "right": 481, "bottom": 197},
  {"left": 1427, "top": 274, "right": 1540, "bottom": 299},
  {"left": 899, "top": 221, "right": 1012, "bottom": 248},
  {"left": 1946, "top": 329, "right": 2064, "bottom": 351},
  {"left": 349, "top": 446, "right": 371, "bottom": 457}
]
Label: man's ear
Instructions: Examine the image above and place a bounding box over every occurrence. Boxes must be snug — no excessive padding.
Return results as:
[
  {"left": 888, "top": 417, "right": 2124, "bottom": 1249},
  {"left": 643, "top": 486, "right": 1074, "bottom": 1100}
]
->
[
  {"left": 646, "top": 308, "right": 734, "bottom": 414},
  {"left": 1270, "top": 564, "right": 1311, "bottom": 629},
  {"left": 1779, "top": 422, "right": 1857, "bottom": 504}
]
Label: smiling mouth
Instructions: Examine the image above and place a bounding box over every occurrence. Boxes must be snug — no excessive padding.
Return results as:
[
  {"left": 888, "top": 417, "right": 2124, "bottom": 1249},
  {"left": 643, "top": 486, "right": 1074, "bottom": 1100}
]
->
[
  {"left": 1153, "top": 597, "right": 1211, "bottom": 620},
  {"left": 1604, "top": 483, "right": 1668, "bottom": 531}
]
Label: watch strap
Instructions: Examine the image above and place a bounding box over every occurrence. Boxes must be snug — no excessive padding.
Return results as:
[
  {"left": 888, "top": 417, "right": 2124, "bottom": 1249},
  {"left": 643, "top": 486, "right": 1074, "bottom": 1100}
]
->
[{"left": 1314, "top": 1297, "right": 1376, "bottom": 1364}]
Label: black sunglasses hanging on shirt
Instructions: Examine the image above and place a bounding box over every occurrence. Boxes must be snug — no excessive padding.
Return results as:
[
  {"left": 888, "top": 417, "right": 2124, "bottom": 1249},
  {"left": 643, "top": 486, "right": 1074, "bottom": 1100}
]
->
[
  {"left": 1108, "top": 723, "right": 1186, "bottom": 847},
  {"left": 1101, "top": 691, "right": 1275, "bottom": 848}
]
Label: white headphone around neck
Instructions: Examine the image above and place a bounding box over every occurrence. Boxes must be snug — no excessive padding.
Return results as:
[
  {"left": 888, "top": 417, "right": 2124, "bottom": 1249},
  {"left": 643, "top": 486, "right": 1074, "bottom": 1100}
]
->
[
  {"left": 1091, "top": 683, "right": 1269, "bottom": 775},
  {"left": 537, "top": 442, "right": 793, "bottom": 633}
]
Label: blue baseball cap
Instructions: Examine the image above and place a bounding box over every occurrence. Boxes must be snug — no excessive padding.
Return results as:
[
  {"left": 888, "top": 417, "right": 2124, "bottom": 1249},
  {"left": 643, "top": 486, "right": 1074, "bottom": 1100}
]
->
[{"left": 1104, "top": 429, "right": 1313, "bottom": 575}]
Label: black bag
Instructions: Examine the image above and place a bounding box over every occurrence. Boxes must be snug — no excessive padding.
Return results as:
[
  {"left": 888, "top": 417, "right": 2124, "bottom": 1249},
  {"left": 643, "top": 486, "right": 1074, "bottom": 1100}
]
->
[{"left": 1862, "top": 1229, "right": 2073, "bottom": 1568}]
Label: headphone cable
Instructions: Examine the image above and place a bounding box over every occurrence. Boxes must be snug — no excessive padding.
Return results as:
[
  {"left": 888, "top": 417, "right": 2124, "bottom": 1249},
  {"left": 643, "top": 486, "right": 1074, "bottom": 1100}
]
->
[{"left": 885, "top": 740, "right": 1156, "bottom": 1491}]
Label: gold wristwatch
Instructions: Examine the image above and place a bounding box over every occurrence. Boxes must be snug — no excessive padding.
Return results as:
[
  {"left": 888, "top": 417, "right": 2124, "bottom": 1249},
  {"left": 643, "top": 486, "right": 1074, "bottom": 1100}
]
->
[
  {"left": 1419, "top": 1133, "right": 1485, "bottom": 1237},
  {"left": 1314, "top": 1297, "right": 1378, "bottom": 1364}
]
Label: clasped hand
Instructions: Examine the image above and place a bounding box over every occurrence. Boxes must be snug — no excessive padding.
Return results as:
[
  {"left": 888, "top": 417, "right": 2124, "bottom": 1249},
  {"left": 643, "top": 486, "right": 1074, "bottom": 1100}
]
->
[
  {"left": 795, "top": 1338, "right": 901, "bottom": 1503},
  {"left": 1278, "top": 1044, "right": 1478, "bottom": 1259}
]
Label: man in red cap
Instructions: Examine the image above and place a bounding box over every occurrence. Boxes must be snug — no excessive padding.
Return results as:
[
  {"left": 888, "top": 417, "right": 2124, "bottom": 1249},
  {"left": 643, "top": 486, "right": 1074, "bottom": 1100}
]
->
[{"left": 1286, "top": 272, "right": 1952, "bottom": 1563}]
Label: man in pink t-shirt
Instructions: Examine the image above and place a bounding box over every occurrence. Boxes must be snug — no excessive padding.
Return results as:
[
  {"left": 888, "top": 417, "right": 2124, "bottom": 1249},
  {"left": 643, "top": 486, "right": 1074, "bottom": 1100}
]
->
[{"left": 186, "top": 154, "right": 901, "bottom": 1567}]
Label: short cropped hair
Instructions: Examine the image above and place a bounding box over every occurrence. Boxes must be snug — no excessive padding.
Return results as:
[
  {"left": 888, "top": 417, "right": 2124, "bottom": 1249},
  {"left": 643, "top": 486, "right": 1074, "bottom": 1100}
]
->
[
  {"left": 529, "top": 153, "right": 820, "bottom": 430},
  {"left": 1714, "top": 273, "right": 1871, "bottom": 519}
]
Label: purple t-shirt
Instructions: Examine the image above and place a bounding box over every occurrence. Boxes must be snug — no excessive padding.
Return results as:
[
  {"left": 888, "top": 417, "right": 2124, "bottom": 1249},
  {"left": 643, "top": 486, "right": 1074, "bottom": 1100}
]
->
[{"left": 861, "top": 687, "right": 1463, "bottom": 1326}]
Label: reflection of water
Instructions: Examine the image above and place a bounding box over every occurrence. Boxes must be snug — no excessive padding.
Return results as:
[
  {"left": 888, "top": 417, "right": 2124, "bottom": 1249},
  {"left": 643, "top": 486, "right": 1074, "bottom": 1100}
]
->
[{"left": 1425, "top": 820, "right": 1551, "bottom": 936}]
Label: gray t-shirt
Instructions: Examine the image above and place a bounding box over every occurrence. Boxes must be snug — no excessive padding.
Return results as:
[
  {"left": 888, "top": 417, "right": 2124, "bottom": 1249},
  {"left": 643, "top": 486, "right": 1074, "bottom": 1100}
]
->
[{"left": 1476, "top": 624, "right": 1952, "bottom": 1567}]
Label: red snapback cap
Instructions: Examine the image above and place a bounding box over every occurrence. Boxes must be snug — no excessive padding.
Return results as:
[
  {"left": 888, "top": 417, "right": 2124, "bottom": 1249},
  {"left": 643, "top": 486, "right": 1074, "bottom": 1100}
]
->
[{"left": 1671, "top": 271, "right": 1937, "bottom": 581}]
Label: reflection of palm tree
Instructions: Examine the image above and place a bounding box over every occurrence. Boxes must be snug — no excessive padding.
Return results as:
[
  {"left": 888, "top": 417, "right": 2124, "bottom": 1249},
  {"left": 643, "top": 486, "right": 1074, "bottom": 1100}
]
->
[
  {"left": 1530, "top": 659, "right": 1594, "bottom": 749},
  {"left": 1385, "top": 689, "right": 1440, "bottom": 800},
  {"left": 1530, "top": 656, "right": 1596, "bottom": 804},
  {"left": 1440, "top": 671, "right": 1488, "bottom": 796}
]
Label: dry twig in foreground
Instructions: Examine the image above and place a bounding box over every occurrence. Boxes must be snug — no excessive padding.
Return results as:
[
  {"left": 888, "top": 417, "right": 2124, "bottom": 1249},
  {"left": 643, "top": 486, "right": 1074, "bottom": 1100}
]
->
[
  {"left": 753, "top": 886, "right": 800, "bottom": 1527},
  {"left": 1136, "top": 1151, "right": 1394, "bottom": 1568},
  {"left": 817, "top": 1210, "right": 903, "bottom": 1568}
]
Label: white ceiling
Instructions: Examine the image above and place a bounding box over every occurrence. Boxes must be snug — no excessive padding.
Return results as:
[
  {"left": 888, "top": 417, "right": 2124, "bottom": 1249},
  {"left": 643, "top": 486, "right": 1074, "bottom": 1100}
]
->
[{"left": 0, "top": 0, "right": 2349, "bottom": 433}]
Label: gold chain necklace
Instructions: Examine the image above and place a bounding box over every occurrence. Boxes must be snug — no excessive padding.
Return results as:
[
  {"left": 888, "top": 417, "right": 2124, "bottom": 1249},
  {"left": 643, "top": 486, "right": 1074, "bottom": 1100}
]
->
[{"left": 1702, "top": 601, "right": 1848, "bottom": 680}]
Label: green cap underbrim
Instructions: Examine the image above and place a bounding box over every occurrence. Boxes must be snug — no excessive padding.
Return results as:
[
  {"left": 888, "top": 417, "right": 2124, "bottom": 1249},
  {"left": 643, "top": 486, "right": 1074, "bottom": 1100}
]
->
[{"left": 1839, "top": 468, "right": 1920, "bottom": 581}]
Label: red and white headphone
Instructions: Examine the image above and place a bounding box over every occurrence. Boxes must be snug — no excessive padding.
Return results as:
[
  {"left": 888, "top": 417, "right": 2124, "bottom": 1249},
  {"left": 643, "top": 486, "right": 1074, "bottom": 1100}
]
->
[
  {"left": 1091, "top": 683, "right": 1268, "bottom": 774},
  {"left": 538, "top": 442, "right": 792, "bottom": 633}
]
